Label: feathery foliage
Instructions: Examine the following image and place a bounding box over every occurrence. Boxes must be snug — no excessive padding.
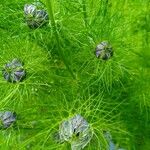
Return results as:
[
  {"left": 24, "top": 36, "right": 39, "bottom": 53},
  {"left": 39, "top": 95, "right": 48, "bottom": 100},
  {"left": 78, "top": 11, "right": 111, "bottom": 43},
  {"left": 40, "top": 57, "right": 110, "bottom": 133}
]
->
[{"left": 0, "top": 0, "right": 149, "bottom": 149}]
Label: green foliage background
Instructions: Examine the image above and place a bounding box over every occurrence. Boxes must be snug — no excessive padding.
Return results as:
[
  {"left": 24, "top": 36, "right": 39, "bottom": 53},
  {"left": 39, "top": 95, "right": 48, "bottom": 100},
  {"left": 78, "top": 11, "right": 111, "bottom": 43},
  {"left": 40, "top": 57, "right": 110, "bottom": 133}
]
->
[{"left": 0, "top": 0, "right": 150, "bottom": 149}]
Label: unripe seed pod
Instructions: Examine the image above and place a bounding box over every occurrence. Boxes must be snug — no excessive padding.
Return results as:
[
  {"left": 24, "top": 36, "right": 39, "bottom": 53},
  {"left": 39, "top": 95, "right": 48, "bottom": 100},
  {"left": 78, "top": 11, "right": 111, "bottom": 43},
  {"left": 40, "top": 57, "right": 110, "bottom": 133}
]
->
[
  {"left": 24, "top": 2, "right": 49, "bottom": 28},
  {"left": 57, "top": 114, "right": 93, "bottom": 150},
  {"left": 0, "top": 111, "right": 16, "bottom": 129},
  {"left": 104, "top": 131, "right": 125, "bottom": 150},
  {"left": 2, "top": 59, "right": 26, "bottom": 82},
  {"left": 24, "top": 4, "right": 36, "bottom": 15},
  {"left": 95, "top": 41, "right": 113, "bottom": 60}
]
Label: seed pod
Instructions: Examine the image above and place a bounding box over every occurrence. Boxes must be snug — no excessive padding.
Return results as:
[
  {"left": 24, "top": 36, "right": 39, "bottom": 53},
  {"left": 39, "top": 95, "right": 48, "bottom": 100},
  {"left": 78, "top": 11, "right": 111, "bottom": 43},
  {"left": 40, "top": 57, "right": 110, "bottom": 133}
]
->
[
  {"left": 24, "top": 2, "right": 49, "bottom": 28},
  {"left": 24, "top": 4, "right": 36, "bottom": 15},
  {"left": 2, "top": 58, "right": 26, "bottom": 82},
  {"left": 0, "top": 111, "right": 16, "bottom": 129},
  {"left": 95, "top": 41, "right": 113, "bottom": 60},
  {"left": 104, "top": 131, "right": 116, "bottom": 150},
  {"left": 104, "top": 131, "right": 125, "bottom": 150},
  {"left": 57, "top": 114, "right": 93, "bottom": 150},
  {"left": 59, "top": 120, "right": 73, "bottom": 142}
]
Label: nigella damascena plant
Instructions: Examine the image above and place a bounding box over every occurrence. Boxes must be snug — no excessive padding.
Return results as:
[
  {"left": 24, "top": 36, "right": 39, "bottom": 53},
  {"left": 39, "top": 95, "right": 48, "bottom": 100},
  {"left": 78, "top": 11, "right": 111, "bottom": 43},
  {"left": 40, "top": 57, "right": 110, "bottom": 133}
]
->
[
  {"left": 56, "top": 114, "right": 93, "bottom": 150},
  {"left": 2, "top": 58, "right": 26, "bottom": 83},
  {"left": 0, "top": 111, "right": 17, "bottom": 129},
  {"left": 95, "top": 41, "right": 113, "bottom": 60},
  {"left": 24, "top": 2, "right": 49, "bottom": 28}
]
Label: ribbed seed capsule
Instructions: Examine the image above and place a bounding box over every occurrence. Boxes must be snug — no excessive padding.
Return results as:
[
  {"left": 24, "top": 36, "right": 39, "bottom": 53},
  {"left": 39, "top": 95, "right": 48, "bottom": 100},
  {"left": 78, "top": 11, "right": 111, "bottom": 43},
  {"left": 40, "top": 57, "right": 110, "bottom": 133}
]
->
[
  {"left": 57, "top": 114, "right": 93, "bottom": 150},
  {"left": 24, "top": 4, "right": 36, "bottom": 15},
  {"left": 95, "top": 41, "right": 113, "bottom": 60},
  {"left": 104, "top": 131, "right": 125, "bottom": 150},
  {"left": 0, "top": 111, "right": 16, "bottom": 129},
  {"left": 24, "top": 2, "right": 49, "bottom": 28},
  {"left": 2, "top": 58, "right": 26, "bottom": 82}
]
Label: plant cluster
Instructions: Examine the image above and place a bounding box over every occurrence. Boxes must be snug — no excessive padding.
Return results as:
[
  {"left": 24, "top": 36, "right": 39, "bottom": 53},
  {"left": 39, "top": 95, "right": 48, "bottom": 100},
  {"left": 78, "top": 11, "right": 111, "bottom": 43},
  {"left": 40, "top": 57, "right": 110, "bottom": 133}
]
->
[{"left": 0, "top": 0, "right": 149, "bottom": 150}]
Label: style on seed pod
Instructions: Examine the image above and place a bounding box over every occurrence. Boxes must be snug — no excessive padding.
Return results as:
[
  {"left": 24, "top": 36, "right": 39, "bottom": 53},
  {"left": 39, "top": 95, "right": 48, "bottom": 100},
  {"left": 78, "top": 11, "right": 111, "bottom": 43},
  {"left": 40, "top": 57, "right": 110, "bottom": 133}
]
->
[
  {"left": 95, "top": 41, "right": 113, "bottom": 60},
  {"left": 2, "top": 58, "right": 26, "bottom": 83},
  {"left": 24, "top": 2, "right": 49, "bottom": 28},
  {"left": 56, "top": 114, "right": 93, "bottom": 150},
  {"left": 0, "top": 111, "right": 17, "bottom": 129}
]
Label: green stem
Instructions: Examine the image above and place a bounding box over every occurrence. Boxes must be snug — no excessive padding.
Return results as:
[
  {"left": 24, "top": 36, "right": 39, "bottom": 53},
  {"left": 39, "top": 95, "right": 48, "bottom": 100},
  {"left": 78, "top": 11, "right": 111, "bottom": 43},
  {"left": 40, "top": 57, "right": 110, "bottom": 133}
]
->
[
  {"left": 82, "top": 0, "right": 88, "bottom": 27},
  {"left": 45, "top": 0, "right": 76, "bottom": 79},
  {"left": 103, "top": 0, "right": 109, "bottom": 17}
]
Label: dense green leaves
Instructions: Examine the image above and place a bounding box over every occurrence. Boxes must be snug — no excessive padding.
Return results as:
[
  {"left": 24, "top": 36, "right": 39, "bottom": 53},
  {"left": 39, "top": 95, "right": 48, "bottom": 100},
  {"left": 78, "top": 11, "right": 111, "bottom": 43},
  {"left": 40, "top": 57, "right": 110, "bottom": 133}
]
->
[{"left": 0, "top": 0, "right": 149, "bottom": 149}]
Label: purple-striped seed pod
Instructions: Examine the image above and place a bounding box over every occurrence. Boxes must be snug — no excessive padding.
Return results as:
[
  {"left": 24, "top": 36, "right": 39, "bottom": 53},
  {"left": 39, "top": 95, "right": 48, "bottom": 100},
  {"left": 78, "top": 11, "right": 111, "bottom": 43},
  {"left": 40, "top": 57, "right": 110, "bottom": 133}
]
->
[
  {"left": 57, "top": 114, "right": 93, "bottom": 150},
  {"left": 24, "top": 2, "right": 49, "bottom": 28},
  {"left": 24, "top": 4, "right": 36, "bottom": 16},
  {"left": 103, "top": 131, "right": 126, "bottom": 150},
  {"left": 2, "top": 59, "right": 26, "bottom": 83},
  {"left": 95, "top": 41, "right": 113, "bottom": 60},
  {"left": 0, "top": 111, "right": 16, "bottom": 129}
]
